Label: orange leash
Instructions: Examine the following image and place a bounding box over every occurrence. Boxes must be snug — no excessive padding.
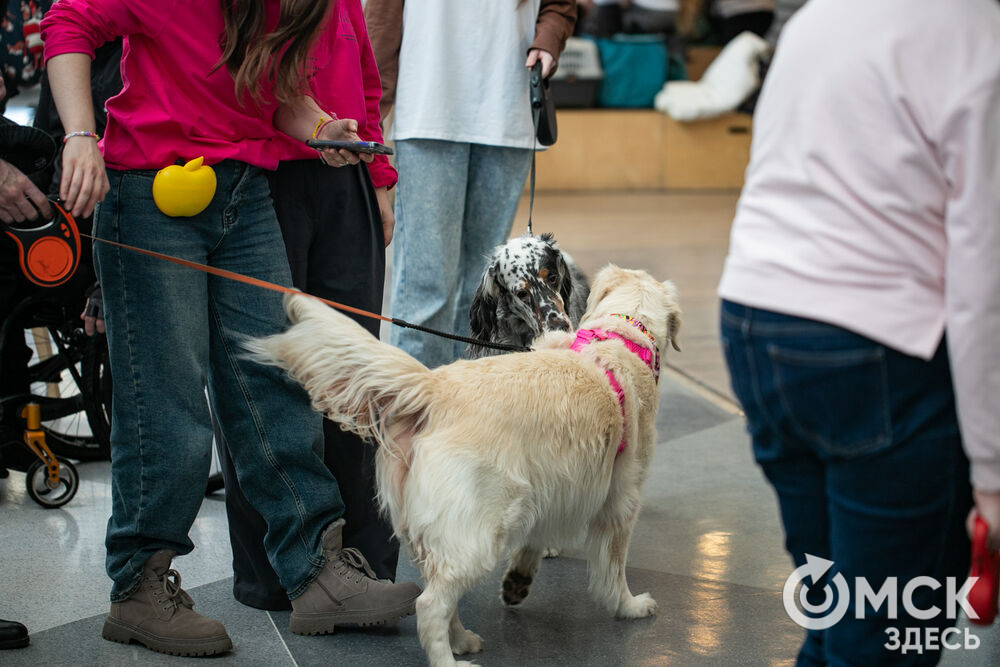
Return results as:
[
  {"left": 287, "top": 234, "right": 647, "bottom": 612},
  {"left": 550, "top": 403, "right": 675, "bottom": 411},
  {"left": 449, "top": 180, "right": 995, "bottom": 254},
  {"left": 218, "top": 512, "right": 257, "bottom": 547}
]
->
[
  {"left": 80, "top": 233, "right": 529, "bottom": 353},
  {"left": 80, "top": 232, "right": 390, "bottom": 323}
]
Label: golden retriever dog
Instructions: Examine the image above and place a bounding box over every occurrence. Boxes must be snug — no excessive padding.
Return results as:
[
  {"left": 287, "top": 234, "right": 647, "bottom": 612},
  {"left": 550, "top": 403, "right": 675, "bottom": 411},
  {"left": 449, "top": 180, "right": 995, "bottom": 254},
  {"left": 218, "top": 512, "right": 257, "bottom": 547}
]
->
[{"left": 246, "top": 265, "right": 681, "bottom": 667}]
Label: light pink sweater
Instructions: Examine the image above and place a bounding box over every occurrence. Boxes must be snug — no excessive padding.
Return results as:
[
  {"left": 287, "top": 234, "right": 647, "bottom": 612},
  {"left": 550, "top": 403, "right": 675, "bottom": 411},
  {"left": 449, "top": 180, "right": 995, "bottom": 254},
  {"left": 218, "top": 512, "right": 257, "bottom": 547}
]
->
[{"left": 719, "top": 0, "right": 1000, "bottom": 490}]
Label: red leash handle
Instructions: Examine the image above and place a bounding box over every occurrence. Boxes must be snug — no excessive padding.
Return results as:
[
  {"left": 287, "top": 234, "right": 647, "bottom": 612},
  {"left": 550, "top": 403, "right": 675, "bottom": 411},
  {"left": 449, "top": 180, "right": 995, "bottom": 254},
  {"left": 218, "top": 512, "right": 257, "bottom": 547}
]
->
[{"left": 967, "top": 513, "right": 1000, "bottom": 625}]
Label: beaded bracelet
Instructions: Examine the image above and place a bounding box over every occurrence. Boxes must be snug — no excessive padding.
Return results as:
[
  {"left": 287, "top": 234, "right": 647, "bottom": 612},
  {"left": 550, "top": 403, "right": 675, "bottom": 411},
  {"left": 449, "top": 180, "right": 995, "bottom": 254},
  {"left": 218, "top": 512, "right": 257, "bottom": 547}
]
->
[
  {"left": 311, "top": 114, "right": 338, "bottom": 140},
  {"left": 63, "top": 131, "right": 100, "bottom": 143}
]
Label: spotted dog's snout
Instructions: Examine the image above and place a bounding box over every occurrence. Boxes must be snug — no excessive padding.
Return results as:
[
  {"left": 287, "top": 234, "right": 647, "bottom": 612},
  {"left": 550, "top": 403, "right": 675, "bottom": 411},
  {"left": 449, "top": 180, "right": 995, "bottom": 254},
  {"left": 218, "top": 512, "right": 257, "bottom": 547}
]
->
[{"left": 545, "top": 310, "right": 571, "bottom": 331}]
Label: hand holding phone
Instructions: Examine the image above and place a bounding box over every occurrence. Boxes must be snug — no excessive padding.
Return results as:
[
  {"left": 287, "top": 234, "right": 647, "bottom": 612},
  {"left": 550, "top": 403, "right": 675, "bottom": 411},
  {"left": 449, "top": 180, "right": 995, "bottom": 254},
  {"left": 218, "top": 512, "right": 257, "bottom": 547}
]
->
[{"left": 306, "top": 139, "right": 394, "bottom": 155}]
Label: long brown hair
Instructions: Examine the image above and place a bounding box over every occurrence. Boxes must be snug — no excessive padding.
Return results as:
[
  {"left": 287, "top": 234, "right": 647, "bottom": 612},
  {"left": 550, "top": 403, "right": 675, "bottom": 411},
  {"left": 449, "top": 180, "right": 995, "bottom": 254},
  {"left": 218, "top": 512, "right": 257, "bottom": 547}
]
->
[{"left": 215, "top": 0, "right": 331, "bottom": 104}]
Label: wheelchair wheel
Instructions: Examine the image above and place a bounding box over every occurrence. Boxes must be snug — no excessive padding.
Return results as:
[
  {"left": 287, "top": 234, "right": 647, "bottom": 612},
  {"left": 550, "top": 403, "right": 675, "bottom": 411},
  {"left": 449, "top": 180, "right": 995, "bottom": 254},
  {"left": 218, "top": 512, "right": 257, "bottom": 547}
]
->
[
  {"left": 25, "top": 457, "right": 79, "bottom": 508},
  {"left": 25, "top": 320, "right": 112, "bottom": 462}
]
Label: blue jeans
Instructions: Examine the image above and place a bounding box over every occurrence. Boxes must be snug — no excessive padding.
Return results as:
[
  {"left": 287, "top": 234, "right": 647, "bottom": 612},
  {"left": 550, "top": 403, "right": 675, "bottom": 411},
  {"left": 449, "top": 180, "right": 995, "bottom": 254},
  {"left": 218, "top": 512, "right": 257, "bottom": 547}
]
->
[
  {"left": 94, "top": 162, "right": 343, "bottom": 602},
  {"left": 390, "top": 139, "right": 532, "bottom": 368},
  {"left": 720, "top": 301, "right": 971, "bottom": 666}
]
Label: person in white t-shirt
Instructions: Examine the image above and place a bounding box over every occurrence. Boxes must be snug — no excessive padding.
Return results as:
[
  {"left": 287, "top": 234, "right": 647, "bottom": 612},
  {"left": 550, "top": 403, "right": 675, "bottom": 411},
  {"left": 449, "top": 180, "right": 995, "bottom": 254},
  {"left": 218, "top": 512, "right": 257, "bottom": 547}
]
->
[
  {"left": 719, "top": 0, "right": 1000, "bottom": 664},
  {"left": 366, "top": 0, "right": 576, "bottom": 368}
]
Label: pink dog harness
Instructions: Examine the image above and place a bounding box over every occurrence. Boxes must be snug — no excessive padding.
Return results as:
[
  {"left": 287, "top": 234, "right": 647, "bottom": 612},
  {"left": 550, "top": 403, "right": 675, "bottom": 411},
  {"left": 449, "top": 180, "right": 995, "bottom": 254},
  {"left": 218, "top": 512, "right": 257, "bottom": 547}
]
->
[{"left": 570, "top": 314, "right": 661, "bottom": 454}]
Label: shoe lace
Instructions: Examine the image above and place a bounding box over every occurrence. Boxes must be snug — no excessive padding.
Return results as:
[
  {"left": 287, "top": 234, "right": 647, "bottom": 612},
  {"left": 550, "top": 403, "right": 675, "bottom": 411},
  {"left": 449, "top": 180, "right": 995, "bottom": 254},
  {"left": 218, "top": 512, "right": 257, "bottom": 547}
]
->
[
  {"left": 152, "top": 568, "right": 194, "bottom": 610},
  {"left": 337, "top": 547, "right": 378, "bottom": 584}
]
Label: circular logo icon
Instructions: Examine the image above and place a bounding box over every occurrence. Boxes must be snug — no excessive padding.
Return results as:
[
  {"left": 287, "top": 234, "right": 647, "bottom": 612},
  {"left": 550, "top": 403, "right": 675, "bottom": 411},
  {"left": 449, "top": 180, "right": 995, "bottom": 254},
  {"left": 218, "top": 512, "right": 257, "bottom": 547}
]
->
[{"left": 783, "top": 554, "right": 851, "bottom": 630}]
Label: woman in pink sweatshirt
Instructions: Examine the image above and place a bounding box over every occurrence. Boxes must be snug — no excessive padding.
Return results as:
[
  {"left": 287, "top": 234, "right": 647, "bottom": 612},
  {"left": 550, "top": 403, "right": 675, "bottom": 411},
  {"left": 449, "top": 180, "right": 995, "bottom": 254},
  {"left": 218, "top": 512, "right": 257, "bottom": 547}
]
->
[
  {"left": 213, "top": 0, "right": 403, "bottom": 613},
  {"left": 41, "top": 0, "right": 418, "bottom": 657}
]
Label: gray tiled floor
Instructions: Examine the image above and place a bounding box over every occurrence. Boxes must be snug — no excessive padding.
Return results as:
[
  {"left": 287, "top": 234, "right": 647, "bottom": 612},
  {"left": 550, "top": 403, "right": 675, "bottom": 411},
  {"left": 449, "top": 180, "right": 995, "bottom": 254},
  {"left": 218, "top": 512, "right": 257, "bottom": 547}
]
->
[
  {"left": 2, "top": 174, "right": 998, "bottom": 664},
  {"left": 4, "top": 375, "right": 808, "bottom": 666},
  {"left": 6, "top": 373, "right": 997, "bottom": 665}
]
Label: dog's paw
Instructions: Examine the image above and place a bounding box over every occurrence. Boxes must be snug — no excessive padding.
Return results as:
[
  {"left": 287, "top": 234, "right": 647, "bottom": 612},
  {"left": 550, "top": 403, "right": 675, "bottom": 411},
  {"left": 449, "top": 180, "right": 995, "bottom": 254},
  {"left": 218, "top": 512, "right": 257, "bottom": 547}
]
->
[
  {"left": 617, "top": 592, "right": 657, "bottom": 619},
  {"left": 451, "top": 628, "right": 484, "bottom": 655},
  {"left": 542, "top": 547, "right": 560, "bottom": 558},
  {"left": 455, "top": 661, "right": 482, "bottom": 667},
  {"left": 500, "top": 569, "right": 533, "bottom": 606}
]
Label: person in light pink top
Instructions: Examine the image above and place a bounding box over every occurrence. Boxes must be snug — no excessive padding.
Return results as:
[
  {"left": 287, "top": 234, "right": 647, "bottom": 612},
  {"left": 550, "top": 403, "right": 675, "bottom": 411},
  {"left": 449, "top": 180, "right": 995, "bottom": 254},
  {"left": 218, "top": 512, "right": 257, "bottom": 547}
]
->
[
  {"left": 40, "top": 0, "right": 420, "bottom": 657},
  {"left": 719, "top": 0, "right": 1000, "bottom": 663}
]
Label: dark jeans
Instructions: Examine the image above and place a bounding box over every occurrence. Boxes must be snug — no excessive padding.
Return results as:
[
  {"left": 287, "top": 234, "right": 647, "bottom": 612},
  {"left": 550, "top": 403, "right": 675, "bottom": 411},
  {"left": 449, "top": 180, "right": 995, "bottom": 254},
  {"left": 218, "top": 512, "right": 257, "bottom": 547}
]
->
[
  {"left": 215, "top": 160, "right": 398, "bottom": 611},
  {"left": 96, "top": 162, "right": 341, "bottom": 602},
  {"left": 720, "top": 301, "right": 972, "bottom": 666}
]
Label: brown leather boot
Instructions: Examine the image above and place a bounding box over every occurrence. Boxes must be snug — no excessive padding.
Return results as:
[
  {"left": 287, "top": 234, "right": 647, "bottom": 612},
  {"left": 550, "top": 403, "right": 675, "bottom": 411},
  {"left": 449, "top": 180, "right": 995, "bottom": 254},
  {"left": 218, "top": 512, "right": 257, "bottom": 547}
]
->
[
  {"left": 290, "top": 519, "right": 421, "bottom": 635},
  {"left": 102, "top": 550, "right": 233, "bottom": 656}
]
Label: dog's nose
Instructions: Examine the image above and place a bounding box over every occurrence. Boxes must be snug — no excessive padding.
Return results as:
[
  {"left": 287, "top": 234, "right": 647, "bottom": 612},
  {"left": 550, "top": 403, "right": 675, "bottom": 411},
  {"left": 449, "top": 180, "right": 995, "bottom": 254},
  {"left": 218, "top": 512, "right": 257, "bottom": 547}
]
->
[{"left": 548, "top": 315, "right": 571, "bottom": 332}]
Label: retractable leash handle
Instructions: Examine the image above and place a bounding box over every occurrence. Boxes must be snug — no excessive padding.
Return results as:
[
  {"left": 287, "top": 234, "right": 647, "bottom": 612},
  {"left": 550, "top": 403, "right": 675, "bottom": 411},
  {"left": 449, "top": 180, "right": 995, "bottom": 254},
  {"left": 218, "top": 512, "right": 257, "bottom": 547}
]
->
[
  {"left": 967, "top": 513, "right": 1000, "bottom": 626},
  {"left": 2, "top": 200, "right": 81, "bottom": 287}
]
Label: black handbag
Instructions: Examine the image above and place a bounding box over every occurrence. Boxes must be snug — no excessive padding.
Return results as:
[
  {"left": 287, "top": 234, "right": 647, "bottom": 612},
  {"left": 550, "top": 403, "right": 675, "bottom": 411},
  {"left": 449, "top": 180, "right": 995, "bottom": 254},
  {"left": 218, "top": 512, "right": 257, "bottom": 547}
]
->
[{"left": 529, "top": 61, "right": 558, "bottom": 146}]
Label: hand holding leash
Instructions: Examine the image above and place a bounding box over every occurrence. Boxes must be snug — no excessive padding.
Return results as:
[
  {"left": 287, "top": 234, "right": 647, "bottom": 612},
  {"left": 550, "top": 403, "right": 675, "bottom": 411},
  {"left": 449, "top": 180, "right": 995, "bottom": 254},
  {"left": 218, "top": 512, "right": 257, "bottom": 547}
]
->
[
  {"left": 0, "top": 158, "right": 52, "bottom": 224},
  {"left": 969, "top": 490, "right": 1000, "bottom": 552},
  {"left": 2, "top": 198, "right": 82, "bottom": 287},
  {"left": 967, "top": 511, "right": 1000, "bottom": 625},
  {"left": 525, "top": 48, "right": 556, "bottom": 78}
]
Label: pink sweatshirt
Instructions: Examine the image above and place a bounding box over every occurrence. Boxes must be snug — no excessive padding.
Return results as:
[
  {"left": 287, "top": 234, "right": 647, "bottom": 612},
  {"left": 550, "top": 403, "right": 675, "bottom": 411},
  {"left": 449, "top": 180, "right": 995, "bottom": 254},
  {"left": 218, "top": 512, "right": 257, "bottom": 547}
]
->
[
  {"left": 281, "top": 0, "right": 396, "bottom": 189},
  {"left": 42, "top": 0, "right": 282, "bottom": 171},
  {"left": 719, "top": 0, "right": 1000, "bottom": 490}
]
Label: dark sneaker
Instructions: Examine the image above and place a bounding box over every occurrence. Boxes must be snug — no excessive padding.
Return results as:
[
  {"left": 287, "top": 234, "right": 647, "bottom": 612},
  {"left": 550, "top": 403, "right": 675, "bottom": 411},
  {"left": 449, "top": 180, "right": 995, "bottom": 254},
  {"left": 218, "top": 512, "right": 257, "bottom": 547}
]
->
[
  {"left": 289, "top": 519, "right": 421, "bottom": 635},
  {"left": 101, "top": 550, "right": 232, "bottom": 656}
]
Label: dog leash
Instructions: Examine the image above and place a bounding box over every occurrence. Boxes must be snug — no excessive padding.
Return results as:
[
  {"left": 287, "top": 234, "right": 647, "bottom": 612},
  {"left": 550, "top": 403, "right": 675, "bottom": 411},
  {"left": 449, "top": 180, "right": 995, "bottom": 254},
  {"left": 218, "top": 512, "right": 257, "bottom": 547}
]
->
[
  {"left": 527, "top": 64, "right": 541, "bottom": 236},
  {"left": 77, "top": 232, "right": 531, "bottom": 354},
  {"left": 527, "top": 133, "right": 538, "bottom": 237}
]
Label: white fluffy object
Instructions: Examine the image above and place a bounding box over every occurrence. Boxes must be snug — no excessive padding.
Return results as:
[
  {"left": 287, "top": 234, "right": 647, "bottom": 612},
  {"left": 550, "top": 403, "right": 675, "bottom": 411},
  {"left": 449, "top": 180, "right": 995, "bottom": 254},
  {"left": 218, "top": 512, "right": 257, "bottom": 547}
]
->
[{"left": 655, "top": 31, "right": 770, "bottom": 121}]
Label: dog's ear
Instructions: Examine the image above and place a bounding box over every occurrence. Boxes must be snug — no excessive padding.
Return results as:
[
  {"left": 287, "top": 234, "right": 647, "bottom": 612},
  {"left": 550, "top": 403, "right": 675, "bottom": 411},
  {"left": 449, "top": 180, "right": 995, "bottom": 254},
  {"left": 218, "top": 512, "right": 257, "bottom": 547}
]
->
[
  {"left": 662, "top": 279, "right": 682, "bottom": 352},
  {"left": 540, "top": 232, "right": 557, "bottom": 247},
  {"left": 556, "top": 252, "right": 573, "bottom": 308},
  {"left": 667, "top": 311, "right": 681, "bottom": 351},
  {"left": 469, "top": 268, "right": 500, "bottom": 339}
]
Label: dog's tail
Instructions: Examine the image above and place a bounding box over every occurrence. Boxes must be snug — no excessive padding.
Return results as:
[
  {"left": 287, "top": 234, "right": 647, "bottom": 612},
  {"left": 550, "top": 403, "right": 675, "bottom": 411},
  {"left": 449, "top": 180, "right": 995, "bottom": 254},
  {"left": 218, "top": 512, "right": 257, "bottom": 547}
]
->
[{"left": 244, "top": 293, "right": 433, "bottom": 455}]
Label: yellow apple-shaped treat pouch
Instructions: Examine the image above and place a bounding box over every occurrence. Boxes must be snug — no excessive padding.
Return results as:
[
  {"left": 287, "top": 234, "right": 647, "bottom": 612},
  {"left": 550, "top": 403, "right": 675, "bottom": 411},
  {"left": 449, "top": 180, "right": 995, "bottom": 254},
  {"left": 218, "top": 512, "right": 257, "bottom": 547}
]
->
[{"left": 152, "top": 157, "right": 217, "bottom": 217}]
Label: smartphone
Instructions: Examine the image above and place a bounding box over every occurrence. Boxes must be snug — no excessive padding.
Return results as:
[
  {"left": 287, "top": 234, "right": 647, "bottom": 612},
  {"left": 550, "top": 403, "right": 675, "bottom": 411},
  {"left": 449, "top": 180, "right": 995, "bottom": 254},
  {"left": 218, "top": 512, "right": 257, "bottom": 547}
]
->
[{"left": 305, "top": 139, "right": 394, "bottom": 155}]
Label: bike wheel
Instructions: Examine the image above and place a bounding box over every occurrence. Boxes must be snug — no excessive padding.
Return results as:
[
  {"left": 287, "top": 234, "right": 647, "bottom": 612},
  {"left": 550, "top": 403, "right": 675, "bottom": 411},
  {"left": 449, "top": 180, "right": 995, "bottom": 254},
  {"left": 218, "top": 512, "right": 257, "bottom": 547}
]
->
[{"left": 26, "top": 323, "right": 112, "bottom": 462}]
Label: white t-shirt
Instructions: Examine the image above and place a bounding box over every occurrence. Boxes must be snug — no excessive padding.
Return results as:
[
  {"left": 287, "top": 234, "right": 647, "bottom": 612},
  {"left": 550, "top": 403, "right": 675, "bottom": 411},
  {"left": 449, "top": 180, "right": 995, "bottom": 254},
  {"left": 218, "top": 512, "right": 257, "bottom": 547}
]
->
[
  {"left": 390, "top": 0, "right": 541, "bottom": 149},
  {"left": 718, "top": 0, "right": 1000, "bottom": 490}
]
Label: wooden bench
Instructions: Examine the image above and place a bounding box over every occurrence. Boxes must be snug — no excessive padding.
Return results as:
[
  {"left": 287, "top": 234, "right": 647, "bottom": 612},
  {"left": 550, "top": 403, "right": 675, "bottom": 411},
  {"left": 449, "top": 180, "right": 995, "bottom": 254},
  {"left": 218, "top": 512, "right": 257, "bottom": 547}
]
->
[
  {"left": 533, "top": 109, "right": 752, "bottom": 191},
  {"left": 534, "top": 46, "right": 751, "bottom": 192}
]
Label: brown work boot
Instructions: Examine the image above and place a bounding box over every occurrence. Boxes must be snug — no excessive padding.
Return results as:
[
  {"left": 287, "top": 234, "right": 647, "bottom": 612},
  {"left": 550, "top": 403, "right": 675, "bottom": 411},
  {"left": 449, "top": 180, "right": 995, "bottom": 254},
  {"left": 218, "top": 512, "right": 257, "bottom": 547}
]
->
[
  {"left": 101, "top": 550, "right": 232, "bottom": 656},
  {"left": 289, "top": 519, "right": 421, "bottom": 635}
]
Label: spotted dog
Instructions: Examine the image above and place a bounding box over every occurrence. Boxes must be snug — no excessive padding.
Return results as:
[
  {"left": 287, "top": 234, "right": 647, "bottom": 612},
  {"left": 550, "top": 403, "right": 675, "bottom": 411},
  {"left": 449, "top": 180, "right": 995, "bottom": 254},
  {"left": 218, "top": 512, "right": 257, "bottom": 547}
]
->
[{"left": 467, "top": 233, "right": 590, "bottom": 358}]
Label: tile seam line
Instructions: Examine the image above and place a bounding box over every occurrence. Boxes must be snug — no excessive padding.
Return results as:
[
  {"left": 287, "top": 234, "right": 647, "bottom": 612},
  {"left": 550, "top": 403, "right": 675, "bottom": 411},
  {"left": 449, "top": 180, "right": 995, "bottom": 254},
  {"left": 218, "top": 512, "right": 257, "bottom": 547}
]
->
[
  {"left": 662, "top": 363, "right": 742, "bottom": 414},
  {"left": 267, "top": 611, "right": 300, "bottom": 667}
]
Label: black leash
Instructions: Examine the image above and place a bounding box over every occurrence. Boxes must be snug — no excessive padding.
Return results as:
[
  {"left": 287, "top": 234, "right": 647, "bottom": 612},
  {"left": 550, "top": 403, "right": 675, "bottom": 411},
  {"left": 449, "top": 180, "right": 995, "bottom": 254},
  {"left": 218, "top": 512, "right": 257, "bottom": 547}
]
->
[
  {"left": 527, "top": 99, "right": 539, "bottom": 236},
  {"left": 391, "top": 319, "right": 529, "bottom": 353}
]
